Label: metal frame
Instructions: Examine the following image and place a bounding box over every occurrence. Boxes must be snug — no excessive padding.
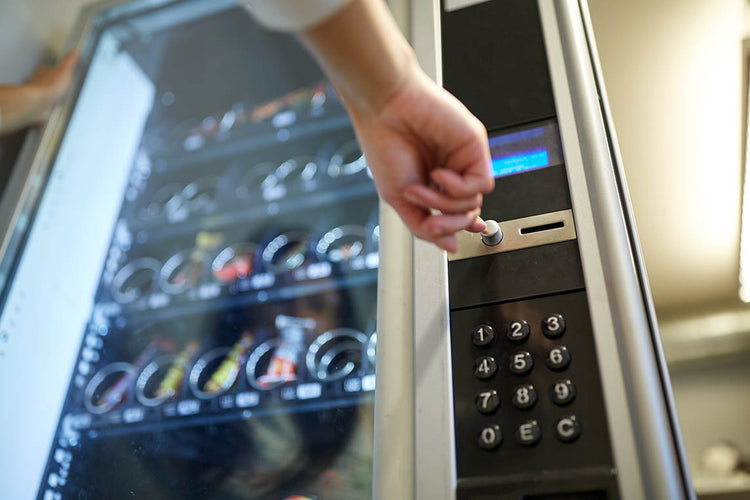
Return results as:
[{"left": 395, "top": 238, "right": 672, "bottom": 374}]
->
[{"left": 539, "top": 0, "right": 695, "bottom": 498}]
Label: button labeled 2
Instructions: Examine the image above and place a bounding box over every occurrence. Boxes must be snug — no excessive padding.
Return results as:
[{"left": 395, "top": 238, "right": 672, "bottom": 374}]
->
[{"left": 506, "top": 320, "right": 530, "bottom": 342}]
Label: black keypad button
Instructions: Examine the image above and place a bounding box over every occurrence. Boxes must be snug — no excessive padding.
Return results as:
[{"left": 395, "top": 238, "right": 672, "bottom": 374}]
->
[
  {"left": 542, "top": 313, "right": 566, "bottom": 338},
  {"left": 509, "top": 351, "right": 534, "bottom": 374},
  {"left": 515, "top": 420, "right": 542, "bottom": 446},
  {"left": 551, "top": 379, "right": 576, "bottom": 406},
  {"left": 478, "top": 424, "right": 503, "bottom": 450},
  {"left": 555, "top": 415, "right": 581, "bottom": 443},
  {"left": 473, "top": 356, "right": 497, "bottom": 380},
  {"left": 472, "top": 324, "right": 495, "bottom": 347},
  {"left": 506, "top": 320, "right": 530, "bottom": 343},
  {"left": 546, "top": 346, "right": 571, "bottom": 371},
  {"left": 512, "top": 384, "right": 537, "bottom": 409},
  {"left": 475, "top": 390, "right": 500, "bottom": 414}
]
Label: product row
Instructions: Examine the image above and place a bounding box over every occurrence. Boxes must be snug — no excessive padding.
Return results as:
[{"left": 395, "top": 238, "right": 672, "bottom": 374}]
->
[
  {"left": 104, "top": 221, "right": 379, "bottom": 306},
  {"left": 127, "top": 137, "right": 370, "bottom": 228},
  {"left": 147, "top": 80, "right": 344, "bottom": 154},
  {"left": 77, "top": 314, "right": 376, "bottom": 418}
]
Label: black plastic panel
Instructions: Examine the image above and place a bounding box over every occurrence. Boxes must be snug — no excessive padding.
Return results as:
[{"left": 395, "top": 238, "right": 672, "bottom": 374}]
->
[
  {"left": 448, "top": 240, "right": 585, "bottom": 310},
  {"left": 483, "top": 164, "right": 572, "bottom": 222},
  {"left": 441, "top": 0, "right": 556, "bottom": 131},
  {"left": 450, "top": 291, "right": 615, "bottom": 495}
]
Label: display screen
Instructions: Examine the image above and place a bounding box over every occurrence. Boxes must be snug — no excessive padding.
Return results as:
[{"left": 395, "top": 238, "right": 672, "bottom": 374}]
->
[
  {"left": 488, "top": 121, "right": 564, "bottom": 177},
  {"left": 0, "top": 2, "right": 377, "bottom": 499}
]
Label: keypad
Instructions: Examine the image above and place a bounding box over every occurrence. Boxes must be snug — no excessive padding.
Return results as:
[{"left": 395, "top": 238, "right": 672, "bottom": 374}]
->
[
  {"left": 463, "top": 309, "right": 585, "bottom": 454},
  {"left": 452, "top": 268, "right": 613, "bottom": 481}
]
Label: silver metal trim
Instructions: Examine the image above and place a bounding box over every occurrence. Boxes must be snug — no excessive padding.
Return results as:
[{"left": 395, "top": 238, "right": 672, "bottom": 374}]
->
[
  {"left": 448, "top": 209, "right": 577, "bottom": 262},
  {"left": 540, "top": 1, "right": 692, "bottom": 498},
  {"left": 411, "top": 1, "right": 457, "bottom": 499}
]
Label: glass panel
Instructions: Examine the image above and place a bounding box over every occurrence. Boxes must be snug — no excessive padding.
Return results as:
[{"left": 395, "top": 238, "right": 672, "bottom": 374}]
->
[{"left": 0, "top": 3, "right": 378, "bottom": 499}]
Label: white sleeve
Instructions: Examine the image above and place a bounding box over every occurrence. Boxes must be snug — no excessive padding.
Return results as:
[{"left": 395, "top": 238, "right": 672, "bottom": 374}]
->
[{"left": 242, "top": 0, "right": 352, "bottom": 31}]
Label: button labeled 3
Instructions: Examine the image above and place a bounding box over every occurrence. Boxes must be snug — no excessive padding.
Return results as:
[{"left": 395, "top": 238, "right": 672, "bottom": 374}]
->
[{"left": 542, "top": 313, "right": 566, "bottom": 338}]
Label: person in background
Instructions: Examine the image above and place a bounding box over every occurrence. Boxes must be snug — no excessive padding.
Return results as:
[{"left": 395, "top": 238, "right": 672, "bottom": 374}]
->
[
  {"left": 0, "top": 51, "right": 79, "bottom": 136},
  {"left": 0, "top": 0, "right": 494, "bottom": 253}
]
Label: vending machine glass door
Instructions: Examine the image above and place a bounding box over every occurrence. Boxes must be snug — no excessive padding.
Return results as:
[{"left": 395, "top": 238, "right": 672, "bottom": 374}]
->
[{"left": 0, "top": 2, "right": 378, "bottom": 499}]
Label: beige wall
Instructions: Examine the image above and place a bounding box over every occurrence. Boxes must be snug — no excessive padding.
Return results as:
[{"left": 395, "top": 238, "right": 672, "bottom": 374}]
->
[{"left": 0, "top": 0, "right": 95, "bottom": 84}]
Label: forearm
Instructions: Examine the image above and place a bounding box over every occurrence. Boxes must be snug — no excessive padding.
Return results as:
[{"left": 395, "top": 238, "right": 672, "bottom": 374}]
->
[
  {"left": 0, "top": 85, "right": 47, "bottom": 135},
  {"left": 298, "top": 0, "right": 418, "bottom": 115}
]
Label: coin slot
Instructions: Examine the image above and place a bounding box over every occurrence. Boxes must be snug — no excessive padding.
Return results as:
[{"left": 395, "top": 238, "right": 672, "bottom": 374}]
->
[{"left": 519, "top": 220, "right": 565, "bottom": 235}]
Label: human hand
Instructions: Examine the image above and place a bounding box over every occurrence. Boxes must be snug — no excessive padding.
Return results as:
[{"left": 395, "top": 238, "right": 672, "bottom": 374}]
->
[
  {"left": 23, "top": 51, "right": 80, "bottom": 123},
  {"left": 347, "top": 63, "right": 494, "bottom": 252},
  {"left": 0, "top": 51, "right": 79, "bottom": 135}
]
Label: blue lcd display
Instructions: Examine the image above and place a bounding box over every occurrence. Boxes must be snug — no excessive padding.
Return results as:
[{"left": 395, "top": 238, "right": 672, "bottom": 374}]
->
[
  {"left": 488, "top": 122, "right": 562, "bottom": 178},
  {"left": 491, "top": 150, "right": 549, "bottom": 177}
]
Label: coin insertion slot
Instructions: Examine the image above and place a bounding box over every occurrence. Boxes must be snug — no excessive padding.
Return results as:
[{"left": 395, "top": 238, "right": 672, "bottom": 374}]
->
[{"left": 519, "top": 220, "right": 565, "bottom": 235}]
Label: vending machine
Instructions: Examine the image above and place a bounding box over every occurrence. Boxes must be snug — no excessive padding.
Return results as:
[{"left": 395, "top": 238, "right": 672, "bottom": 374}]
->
[{"left": 0, "top": 1, "right": 694, "bottom": 500}]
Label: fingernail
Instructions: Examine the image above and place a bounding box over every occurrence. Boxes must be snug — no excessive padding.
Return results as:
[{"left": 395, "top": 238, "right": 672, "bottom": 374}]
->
[{"left": 402, "top": 191, "right": 422, "bottom": 206}]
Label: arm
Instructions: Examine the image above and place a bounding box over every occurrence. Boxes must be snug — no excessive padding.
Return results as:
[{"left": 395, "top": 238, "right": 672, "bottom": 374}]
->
[
  {"left": 0, "top": 51, "right": 78, "bottom": 136},
  {"left": 247, "top": 0, "right": 494, "bottom": 252},
  {"left": 299, "top": 0, "right": 494, "bottom": 252}
]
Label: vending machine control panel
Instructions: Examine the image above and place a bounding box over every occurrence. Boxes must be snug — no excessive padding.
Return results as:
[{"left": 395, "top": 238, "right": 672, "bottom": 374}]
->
[{"left": 443, "top": 1, "right": 618, "bottom": 498}]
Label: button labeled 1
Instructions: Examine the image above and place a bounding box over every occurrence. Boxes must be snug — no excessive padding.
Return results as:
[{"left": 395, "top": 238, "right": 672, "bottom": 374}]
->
[{"left": 472, "top": 324, "right": 495, "bottom": 347}]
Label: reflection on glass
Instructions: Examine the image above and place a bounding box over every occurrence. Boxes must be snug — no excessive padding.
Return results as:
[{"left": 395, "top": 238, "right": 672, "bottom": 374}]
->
[{"left": 29, "top": 2, "right": 379, "bottom": 499}]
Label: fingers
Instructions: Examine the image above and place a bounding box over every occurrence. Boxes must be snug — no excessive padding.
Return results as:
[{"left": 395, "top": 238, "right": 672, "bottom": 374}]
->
[
  {"left": 430, "top": 167, "right": 495, "bottom": 198},
  {"left": 402, "top": 183, "right": 481, "bottom": 214},
  {"left": 392, "top": 199, "right": 481, "bottom": 252}
]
